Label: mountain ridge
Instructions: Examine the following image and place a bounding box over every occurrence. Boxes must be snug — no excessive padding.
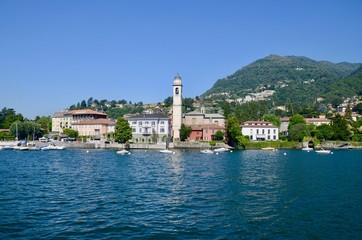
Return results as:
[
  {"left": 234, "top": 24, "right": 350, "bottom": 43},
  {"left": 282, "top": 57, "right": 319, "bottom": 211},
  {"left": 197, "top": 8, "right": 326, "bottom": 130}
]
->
[{"left": 202, "top": 55, "right": 361, "bottom": 107}]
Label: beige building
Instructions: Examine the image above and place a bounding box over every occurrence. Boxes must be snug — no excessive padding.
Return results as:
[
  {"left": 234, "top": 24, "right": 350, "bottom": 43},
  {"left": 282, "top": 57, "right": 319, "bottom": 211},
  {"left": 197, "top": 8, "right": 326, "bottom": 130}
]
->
[
  {"left": 183, "top": 111, "right": 226, "bottom": 127},
  {"left": 52, "top": 109, "right": 108, "bottom": 134},
  {"left": 72, "top": 119, "right": 115, "bottom": 139}
]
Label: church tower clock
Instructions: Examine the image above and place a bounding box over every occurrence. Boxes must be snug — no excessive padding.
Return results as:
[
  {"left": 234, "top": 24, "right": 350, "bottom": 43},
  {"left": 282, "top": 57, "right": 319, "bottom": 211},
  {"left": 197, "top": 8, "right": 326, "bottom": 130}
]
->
[{"left": 172, "top": 74, "right": 182, "bottom": 141}]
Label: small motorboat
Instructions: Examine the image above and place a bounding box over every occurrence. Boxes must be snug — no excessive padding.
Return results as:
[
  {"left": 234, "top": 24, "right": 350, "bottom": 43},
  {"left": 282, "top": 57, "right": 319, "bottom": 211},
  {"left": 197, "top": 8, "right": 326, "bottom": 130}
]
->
[
  {"left": 302, "top": 147, "right": 314, "bottom": 152},
  {"left": 200, "top": 149, "right": 214, "bottom": 154},
  {"left": 159, "top": 149, "right": 175, "bottom": 154},
  {"left": 116, "top": 149, "right": 131, "bottom": 155},
  {"left": 213, "top": 147, "right": 230, "bottom": 153},
  {"left": 315, "top": 149, "right": 331, "bottom": 154},
  {"left": 18, "top": 146, "right": 30, "bottom": 151},
  {"left": 261, "top": 147, "right": 277, "bottom": 151}
]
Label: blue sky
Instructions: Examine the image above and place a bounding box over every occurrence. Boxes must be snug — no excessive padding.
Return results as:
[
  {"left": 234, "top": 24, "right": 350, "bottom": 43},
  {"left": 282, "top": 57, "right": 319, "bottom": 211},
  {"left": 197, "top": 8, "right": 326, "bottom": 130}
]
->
[{"left": 1, "top": 0, "right": 362, "bottom": 119}]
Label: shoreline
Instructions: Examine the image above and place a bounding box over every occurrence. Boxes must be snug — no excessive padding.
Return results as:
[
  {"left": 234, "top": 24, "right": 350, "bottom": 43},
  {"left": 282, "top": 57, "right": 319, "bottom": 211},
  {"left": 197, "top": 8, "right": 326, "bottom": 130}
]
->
[{"left": 1, "top": 140, "right": 362, "bottom": 150}]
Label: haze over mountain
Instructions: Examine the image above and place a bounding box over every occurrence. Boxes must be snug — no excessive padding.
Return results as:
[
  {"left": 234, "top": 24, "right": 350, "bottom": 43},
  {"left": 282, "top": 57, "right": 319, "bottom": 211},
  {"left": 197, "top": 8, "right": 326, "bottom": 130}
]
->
[{"left": 202, "top": 55, "right": 361, "bottom": 107}]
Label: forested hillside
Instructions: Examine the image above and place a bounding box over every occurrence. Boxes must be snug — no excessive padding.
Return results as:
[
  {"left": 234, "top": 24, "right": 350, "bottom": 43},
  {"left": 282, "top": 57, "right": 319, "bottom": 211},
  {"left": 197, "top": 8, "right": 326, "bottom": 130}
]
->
[{"left": 202, "top": 55, "right": 361, "bottom": 107}]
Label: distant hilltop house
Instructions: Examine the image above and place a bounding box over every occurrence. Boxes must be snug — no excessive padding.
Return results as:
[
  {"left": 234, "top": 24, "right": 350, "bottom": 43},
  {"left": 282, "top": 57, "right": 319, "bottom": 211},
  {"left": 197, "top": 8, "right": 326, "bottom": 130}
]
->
[
  {"left": 125, "top": 113, "right": 170, "bottom": 143},
  {"left": 182, "top": 110, "right": 226, "bottom": 141},
  {"left": 240, "top": 121, "right": 279, "bottom": 141},
  {"left": 52, "top": 109, "right": 114, "bottom": 139}
]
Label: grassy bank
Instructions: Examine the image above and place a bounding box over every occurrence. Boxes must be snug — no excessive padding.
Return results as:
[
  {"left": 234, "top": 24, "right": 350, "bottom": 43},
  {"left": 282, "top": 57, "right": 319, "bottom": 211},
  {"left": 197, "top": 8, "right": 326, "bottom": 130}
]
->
[{"left": 244, "top": 141, "right": 299, "bottom": 149}]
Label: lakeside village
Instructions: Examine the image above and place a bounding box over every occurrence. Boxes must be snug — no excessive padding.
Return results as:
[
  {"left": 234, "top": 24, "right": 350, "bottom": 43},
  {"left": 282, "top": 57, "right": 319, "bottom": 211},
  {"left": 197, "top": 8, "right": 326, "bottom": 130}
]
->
[{"left": 1, "top": 74, "right": 362, "bottom": 152}]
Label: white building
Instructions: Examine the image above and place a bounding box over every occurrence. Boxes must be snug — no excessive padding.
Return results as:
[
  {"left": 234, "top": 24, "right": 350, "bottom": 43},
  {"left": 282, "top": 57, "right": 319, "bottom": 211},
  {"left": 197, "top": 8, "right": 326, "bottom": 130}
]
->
[
  {"left": 241, "top": 121, "right": 279, "bottom": 141},
  {"left": 126, "top": 113, "right": 170, "bottom": 143}
]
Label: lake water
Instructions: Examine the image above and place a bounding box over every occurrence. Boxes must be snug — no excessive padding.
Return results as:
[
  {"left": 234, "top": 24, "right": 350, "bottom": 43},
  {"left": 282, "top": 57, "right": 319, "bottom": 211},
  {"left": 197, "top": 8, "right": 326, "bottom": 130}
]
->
[{"left": 0, "top": 149, "right": 361, "bottom": 239}]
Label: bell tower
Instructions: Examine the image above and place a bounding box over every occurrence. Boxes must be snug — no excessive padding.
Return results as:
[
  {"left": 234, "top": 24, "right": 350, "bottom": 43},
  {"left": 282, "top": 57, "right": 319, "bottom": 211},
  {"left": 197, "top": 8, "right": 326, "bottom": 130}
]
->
[{"left": 172, "top": 74, "right": 182, "bottom": 141}]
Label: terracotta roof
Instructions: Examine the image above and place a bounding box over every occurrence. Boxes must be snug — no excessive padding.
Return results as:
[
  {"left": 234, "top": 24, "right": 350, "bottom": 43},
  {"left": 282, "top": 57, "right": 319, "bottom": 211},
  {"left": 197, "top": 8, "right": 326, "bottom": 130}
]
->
[
  {"left": 67, "top": 109, "right": 107, "bottom": 116},
  {"left": 127, "top": 113, "right": 169, "bottom": 120},
  {"left": 306, "top": 118, "right": 331, "bottom": 122},
  {"left": 188, "top": 124, "right": 225, "bottom": 131},
  {"left": 242, "top": 121, "right": 274, "bottom": 125},
  {"left": 72, "top": 119, "right": 115, "bottom": 125}
]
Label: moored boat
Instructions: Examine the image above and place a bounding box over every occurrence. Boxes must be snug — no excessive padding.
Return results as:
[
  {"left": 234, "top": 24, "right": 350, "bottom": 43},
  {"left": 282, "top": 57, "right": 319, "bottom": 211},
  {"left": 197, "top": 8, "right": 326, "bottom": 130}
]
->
[
  {"left": 117, "top": 149, "right": 131, "bottom": 155},
  {"left": 302, "top": 147, "right": 314, "bottom": 151},
  {"left": 315, "top": 149, "right": 332, "bottom": 154},
  {"left": 213, "top": 147, "right": 230, "bottom": 153},
  {"left": 200, "top": 149, "right": 214, "bottom": 154},
  {"left": 159, "top": 149, "right": 175, "bottom": 154},
  {"left": 261, "top": 147, "right": 277, "bottom": 151}
]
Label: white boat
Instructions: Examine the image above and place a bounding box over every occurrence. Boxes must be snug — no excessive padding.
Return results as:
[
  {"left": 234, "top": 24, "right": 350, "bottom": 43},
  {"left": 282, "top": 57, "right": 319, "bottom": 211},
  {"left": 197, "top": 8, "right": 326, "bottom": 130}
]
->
[
  {"left": 29, "top": 146, "right": 40, "bottom": 151},
  {"left": 159, "top": 149, "right": 174, "bottom": 154},
  {"left": 302, "top": 147, "right": 314, "bottom": 151},
  {"left": 2, "top": 146, "right": 15, "bottom": 150},
  {"left": 213, "top": 147, "right": 230, "bottom": 153},
  {"left": 18, "top": 146, "right": 30, "bottom": 151},
  {"left": 315, "top": 149, "right": 331, "bottom": 154},
  {"left": 41, "top": 144, "right": 65, "bottom": 150},
  {"left": 261, "top": 147, "right": 277, "bottom": 151},
  {"left": 116, "top": 149, "right": 131, "bottom": 155},
  {"left": 200, "top": 149, "right": 214, "bottom": 154}
]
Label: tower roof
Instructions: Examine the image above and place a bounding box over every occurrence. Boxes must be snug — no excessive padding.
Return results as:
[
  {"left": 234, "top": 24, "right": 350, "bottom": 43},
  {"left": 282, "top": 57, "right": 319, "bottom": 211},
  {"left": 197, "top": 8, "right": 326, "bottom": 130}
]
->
[{"left": 173, "top": 74, "right": 182, "bottom": 86}]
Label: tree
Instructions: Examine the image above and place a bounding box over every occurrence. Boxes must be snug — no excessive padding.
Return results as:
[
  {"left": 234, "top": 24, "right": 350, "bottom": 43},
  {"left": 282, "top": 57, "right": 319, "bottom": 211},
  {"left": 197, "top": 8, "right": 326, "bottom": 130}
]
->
[
  {"left": 180, "top": 124, "right": 192, "bottom": 141},
  {"left": 227, "top": 115, "right": 244, "bottom": 148},
  {"left": 151, "top": 129, "right": 159, "bottom": 143},
  {"left": 288, "top": 114, "right": 306, "bottom": 132},
  {"left": 263, "top": 114, "right": 281, "bottom": 127},
  {"left": 315, "top": 124, "right": 334, "bottom": 141},
  {"left": 63, "top": 128, "right": 79, "bottom": 139},
  {"left": 288, "top": 123, "right": 310, "bottom": 142},
  {"left": 222, "top": 102, "right": 232, "bottom": 118},
  {"left": 114, "top": 118, "right": 132, "bottom": 143},
  {"left": 9, "top": 121, "right": 42, "bottom": 140},
  {"left": 183, "top": 98, "right": 194, "bottom": 112},
  {"left": 87, "top": 97, "right": 94, "bottom": 107},
  {"left": 214, "top": 130, "right": 225, "bottom": 141},
  {"left": 80, "top": 100, "right": 87, "bottom": 108},
  {"left": 352, "top": 103, "right": 362, "bottom": 115},
  {"left": 35, "top": 116, "right": 52, "bottom": 133},
  {"left": 345, "top": 105, "right": 353, "bottom": 122},
  {"left": 331, "top": 114, "right": 350, "bottom": 141}
]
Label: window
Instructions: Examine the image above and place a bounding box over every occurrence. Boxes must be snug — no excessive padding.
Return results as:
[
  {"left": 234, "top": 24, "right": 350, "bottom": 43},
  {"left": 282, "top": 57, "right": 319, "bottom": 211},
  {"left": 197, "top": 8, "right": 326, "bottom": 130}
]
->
[
  {"left": 273, "top": 135, "right": 276, "bottom": 140},
  {"left": 273, "top": 129, "right": 276, "bottom": 134},
  {"left": 268, "top": 129, "right": 270, "bottom": 134},
  {"left": 160, "top": 127, "right": 165, "bottom": 133},
  {"left": 250, "top": 136, "right": 253, "bottom": 140},
  {"left": 151, "top": 121, "right": 155, "bottom": 126},
  {"left": 160, "top": 121, "right": 164, "bottom": 125},
  {"left": 139, "top": 122, "right": 142, "bottom": 126},
  {"left": 132, "top": 121, "right": 137, "bottom": 125},
  {"left": 268, "top": 135, "right": 270, "bottom": 140},
  {"left": 262, "top": 129, "right": 265, "bottom": 134},
  {"left": 257, "top": 129, "right": 259, "bottom": 134}
]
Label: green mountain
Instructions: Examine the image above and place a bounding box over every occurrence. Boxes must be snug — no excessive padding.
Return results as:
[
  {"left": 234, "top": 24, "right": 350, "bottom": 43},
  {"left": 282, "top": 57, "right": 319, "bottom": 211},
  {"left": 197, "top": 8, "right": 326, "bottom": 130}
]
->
[{"left": 202, "top": 55, "right": 361, "bottom": 107}]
